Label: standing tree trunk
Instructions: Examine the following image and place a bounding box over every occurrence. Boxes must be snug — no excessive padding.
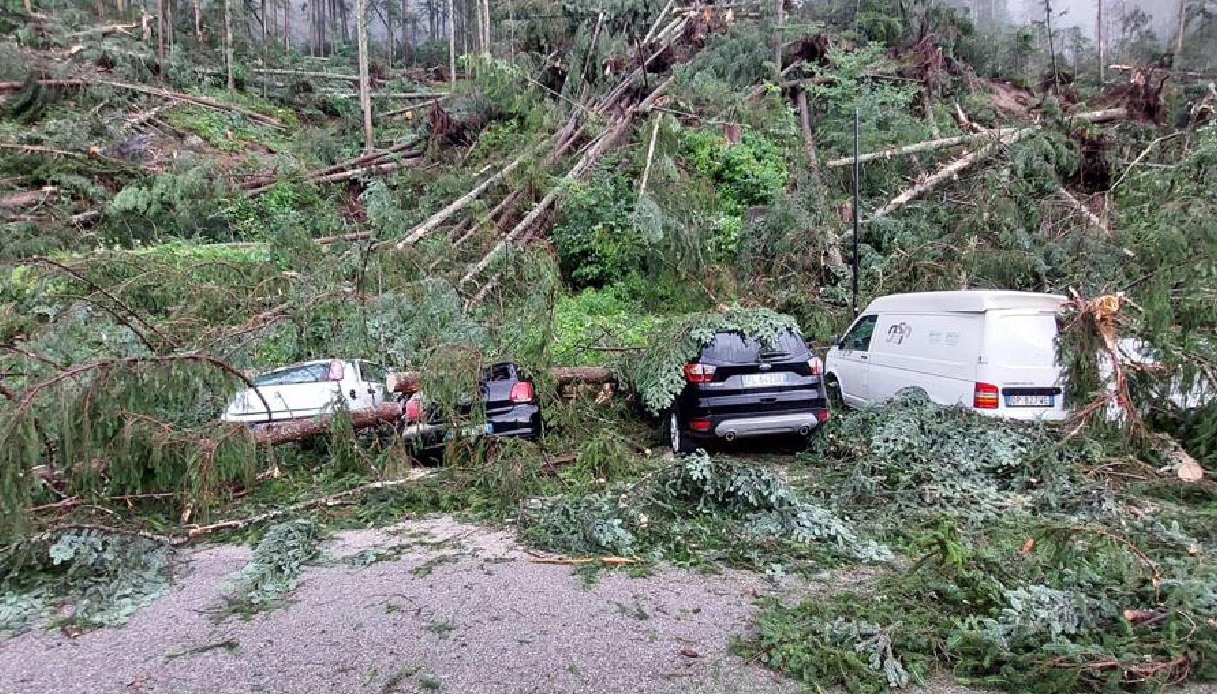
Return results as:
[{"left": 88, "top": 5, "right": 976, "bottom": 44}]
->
[
  {"left": 772, "top": 0, "right": 783, "bottom": 79},
  {"left": 447, "top": 0, "right": 456, "bottom": 84},
  {"left": 225, "top": 0, "right": 235, "bottom": 90},
  {"left": 26, "top": 0, "right": 33, "bottom": 15},
  {"left": 1043, "top": 0, "right": 1059, "bottom": 91},
  {"left": 1174, "top": 0, "right": 1188, "bottom": 61},
  {"left": 1097, "top": 0, "right": 1105, "bottom": 84},
  {"left": 387, "top": 7, "right": 395, "bottom": 67},
  {"left": 283, "top": 0, "right": 290, "bottom": 50},
  {"left": 157, "top": 0, "right": 166, "bottom": 68},
  {"left": 356, "top": 0, "right": 374, "bottom": 154},
  {"left": 193, "top": 0, "right": 202, "bottom": 42}
]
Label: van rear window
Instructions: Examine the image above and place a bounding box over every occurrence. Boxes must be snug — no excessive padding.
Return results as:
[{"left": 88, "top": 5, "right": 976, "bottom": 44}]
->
[
  {"left": 699, "top": 330, "right": 807, "bottom": 364},
  {"left": 991, "top": 314, "right": 1059, "bottom": 367}
]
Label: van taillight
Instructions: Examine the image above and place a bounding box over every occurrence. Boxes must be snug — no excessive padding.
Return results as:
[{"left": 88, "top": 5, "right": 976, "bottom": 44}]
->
[
  {"left": 974, "top": 382, "right": 1000, "bottom": 409},
  {"left": 807, "top": 357, "right": 824, "bottom": 376},
  {"left": 684, "top": 363, "right": 716, "bottom": 383},
  {"left": 510, "top": 381, "right": 535, "bottom": 403},
  {"left": 404, "top": 397, "right": 424, "bottom": 422}
]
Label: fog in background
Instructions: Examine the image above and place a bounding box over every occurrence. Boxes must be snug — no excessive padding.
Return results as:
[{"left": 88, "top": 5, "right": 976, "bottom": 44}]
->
[{"left": 1012, "top": 0, "right": 1179, "bottom": 41}]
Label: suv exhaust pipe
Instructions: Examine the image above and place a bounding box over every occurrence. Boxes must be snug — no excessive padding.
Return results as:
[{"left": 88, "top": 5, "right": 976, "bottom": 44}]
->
[
  {"left": 723, "top": 430, "right": 737, "bottom": 442},
  {"left": 797, "top": 425, "right": 812, "bottom": 436}
]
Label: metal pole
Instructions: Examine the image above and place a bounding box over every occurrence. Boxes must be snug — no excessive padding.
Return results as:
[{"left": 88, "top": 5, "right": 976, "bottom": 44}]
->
[{"left": 851, "top": 107, "right": 860, "bottom": 317}]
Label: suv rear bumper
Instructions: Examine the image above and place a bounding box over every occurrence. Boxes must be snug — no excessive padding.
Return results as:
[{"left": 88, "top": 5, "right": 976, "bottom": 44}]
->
[{"left": 713, "top": 412, "right": 823, "bottom": 440}]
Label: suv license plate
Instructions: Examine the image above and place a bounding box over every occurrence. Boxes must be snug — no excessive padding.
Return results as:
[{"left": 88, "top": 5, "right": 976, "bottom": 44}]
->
[
  {"left": 1006, "top": 395, "right": 1053, "bottom": 407},
  {"left": 742, "top": 373, "right": 786, "bottom": 388}
]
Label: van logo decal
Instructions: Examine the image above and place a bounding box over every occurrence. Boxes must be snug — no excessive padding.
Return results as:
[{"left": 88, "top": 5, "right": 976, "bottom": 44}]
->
[{"left": 886, "top": 322, "right": 912, "bottom": 345}]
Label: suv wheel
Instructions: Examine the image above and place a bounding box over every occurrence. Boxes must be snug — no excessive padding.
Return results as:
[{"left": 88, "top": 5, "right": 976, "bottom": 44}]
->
[{"left": 669, "top": 412, "right": 696, "bottom": 455}]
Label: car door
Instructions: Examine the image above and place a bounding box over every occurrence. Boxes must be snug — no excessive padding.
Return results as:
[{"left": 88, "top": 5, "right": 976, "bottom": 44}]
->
[
  {"left": 351, "top": 361, "right": 387, "bottom": 409},
  {"left": 829, "top": 315, "right": 878, "bottom": 406}
]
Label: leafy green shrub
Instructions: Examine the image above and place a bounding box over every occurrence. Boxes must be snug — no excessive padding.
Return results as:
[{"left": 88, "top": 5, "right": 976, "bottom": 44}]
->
[
  {"left": 551, "top": 167, "right": 652, "bottom": 288},
  {"left": 630, "top": 307, "right": 800, "bottom": 414},
  {"left": 551, "top": 285, "right": 656, "bottom": 365}
]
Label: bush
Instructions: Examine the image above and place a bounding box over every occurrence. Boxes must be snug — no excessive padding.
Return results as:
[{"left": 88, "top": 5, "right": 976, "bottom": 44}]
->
[{"left": 550, "top": 167, "right": 652, "bottom": 289}]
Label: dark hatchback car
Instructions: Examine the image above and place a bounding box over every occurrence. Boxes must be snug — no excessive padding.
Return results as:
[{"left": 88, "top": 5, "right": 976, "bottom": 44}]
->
[
  {"left": 400, "top": 361, "right": 542, "bottom": 450},
  {"left": 667, "top": 329, "right": 830, "bottom": 453}
]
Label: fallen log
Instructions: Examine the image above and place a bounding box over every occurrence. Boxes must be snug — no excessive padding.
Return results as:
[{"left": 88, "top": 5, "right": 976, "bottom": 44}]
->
[
  {"left": 824, "top": 128, "right": 1020, "bottom": 168},
  {"left": 394, "top": 142, "right": 543, "bottom": 250},
  {"left": 247, "top": 401, "right": 404, "bottom": 446},
  {"left": 387, "top": 367, "right": 616, "bottom": 396},
  {"left": 870, "top": 109, "right": 1126, "bottom": 220},
  {"left": 0, "top": 187, "right": 56, "bottom": 208},
  {"left": 92, "top": 80, "right": 284, "bottom": 128},
  {"left": 795, "top": 89, "right": 821, "bottom": 174},
  {"left": 461, "top": 77, "right": 674, "bottom": 285}
]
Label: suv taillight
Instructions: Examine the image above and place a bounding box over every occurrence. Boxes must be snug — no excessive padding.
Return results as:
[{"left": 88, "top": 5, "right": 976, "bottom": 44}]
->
[
  {"left": 510, "top": 381, "right": 535, "bottom": 403},
  {"left": 974, "top": 382, "right": 1000, "bottom": 409},
  {"left": 683, "top": 363, "right": 716, "bottom": 383},
  {"left": 404, "top": 396, "right": 424, "bottom": 422},
  {"left": 807, "top": 356, "right": 824, "bottom": 376}
]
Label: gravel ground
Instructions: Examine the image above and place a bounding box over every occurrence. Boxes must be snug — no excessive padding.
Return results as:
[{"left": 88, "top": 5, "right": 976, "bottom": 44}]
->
[{"left": 2, "top": 517, "right": 1213, "bottom": 694}]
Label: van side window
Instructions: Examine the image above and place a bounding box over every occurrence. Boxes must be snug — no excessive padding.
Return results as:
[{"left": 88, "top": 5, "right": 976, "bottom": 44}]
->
[{"left": 840, "top": 316, "right": 878, "bottom": 351}]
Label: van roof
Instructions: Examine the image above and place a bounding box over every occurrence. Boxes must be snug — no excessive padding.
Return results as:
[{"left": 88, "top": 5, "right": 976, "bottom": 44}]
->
[{"left": 864, "top": 290, "right": 1066, "bottom": 314}]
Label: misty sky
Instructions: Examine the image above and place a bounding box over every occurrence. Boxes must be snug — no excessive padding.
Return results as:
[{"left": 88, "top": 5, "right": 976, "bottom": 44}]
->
[{"left": 1014, "top": 0, "right": 1180, "bottom": 41}]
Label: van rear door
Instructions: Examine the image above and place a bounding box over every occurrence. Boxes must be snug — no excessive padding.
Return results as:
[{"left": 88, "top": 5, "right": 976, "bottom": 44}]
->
[{"left": 979, "top": 310, "right": 1067, "bottom": 421}]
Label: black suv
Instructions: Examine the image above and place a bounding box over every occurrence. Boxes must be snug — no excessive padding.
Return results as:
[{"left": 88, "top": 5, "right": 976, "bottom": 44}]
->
[
  {"left": 400, "top": 361, "right": 542, "bottom": 450},
  {"left": 667, "top": 329, "right": 830, "bottom": 453}
]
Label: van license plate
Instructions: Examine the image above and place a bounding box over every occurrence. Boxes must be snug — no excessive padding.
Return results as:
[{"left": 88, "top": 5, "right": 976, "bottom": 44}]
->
[
  {"left": 742, "top": 373, "right": 786, "bottom": 388},
  {"left": 1006, "top": 395, "right": 1053, "bottom": 407}
]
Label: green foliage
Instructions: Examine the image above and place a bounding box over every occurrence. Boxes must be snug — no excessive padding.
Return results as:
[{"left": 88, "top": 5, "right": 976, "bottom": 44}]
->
[
  {"left": 550, "top": 165, "right": 652, "bottom": 289},
  {"left": 0, "top": 528, "right": 172, "bottom": 635},
  {"left": 224, "top": 518, "right": 322, "bottom": 611},
  {"left": 523, "top": 451, "right": 890, "bottom": 566},
  {"left": 631, "top": 307, "right": 800, "bottom": 414},
  {"left": 550, "top": 285, "right": 655, "bottom": 366}
]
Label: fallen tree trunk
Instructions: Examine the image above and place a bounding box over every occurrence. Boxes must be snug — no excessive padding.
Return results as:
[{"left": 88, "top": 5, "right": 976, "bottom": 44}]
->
[
  {"left": 870, "top": 109, "right": 1126, "bottom": 220},
  {"left": 93, "top": 80, "right": 284, "bottom": 127},
  {"left": 795, "top": 89, "right": 821, "bottom": 174},
  {"left": 461, "top": 77, "right": 674, "bottom": 285},
  {"left": 824, "top": 128, "right": 1019, "bottom": 168},
  {"left": 246, "top": 401, "right": 403, "bottom": 446},
  {"left": 394, "top": 142, "right": 542, "bottom": 249},
  {"left": 1057, "top": 187, "right": 1109, "bottom": 234},
  {"left": 387, "top": 366, "right": 617, "bottom": 395}
]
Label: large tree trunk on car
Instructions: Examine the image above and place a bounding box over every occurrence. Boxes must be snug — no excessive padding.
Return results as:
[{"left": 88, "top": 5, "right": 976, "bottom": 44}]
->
[{"left": 246, "top": 402, "right": 403, "bottom": 445}]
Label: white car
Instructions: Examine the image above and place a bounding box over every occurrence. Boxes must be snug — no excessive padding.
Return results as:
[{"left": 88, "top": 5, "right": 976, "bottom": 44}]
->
[{"left": 221, "top": 359, "right": 389, "bottom": 424}]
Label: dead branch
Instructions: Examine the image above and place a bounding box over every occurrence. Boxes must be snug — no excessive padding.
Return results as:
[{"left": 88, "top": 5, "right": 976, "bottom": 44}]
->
[
  {"left": 182, "top": 470, "right": 433, "bottom": 541},
  {"left": 638, "top": 114, "right": 663, "bottom": 199}
]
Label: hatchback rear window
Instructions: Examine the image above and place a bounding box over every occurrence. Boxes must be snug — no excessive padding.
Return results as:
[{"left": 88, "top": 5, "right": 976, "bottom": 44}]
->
[
  {"left": 698, "top": 330, "right": 808, "bottom": 364},
  {"left": 254, "top": 361, "right": 342, "bottom": 386}
]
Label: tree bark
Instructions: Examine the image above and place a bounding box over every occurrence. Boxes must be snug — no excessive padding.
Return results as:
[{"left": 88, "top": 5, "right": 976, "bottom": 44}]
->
[
  {"left": 447, "top": 0, "right": 456, "bottom": 83},
  {"left": 157, "top": 0, "right": 166, "bottom": 69},
  {"left": 772, "top": 0, "right": 783, "bottom": 79},
  {"left": 795, "top": 89, "right": 821, "bottom": 174},
  {"left": 224, "top": 0, "right": 235, "bottom": 90},
  {"left": 824, "top": 128, "right": 1020, "bottom": 167},
  {"left": 1097, "top": 0, "right": 1105, "bottom": 85},
  {"left": 356, "top": 0, "right": 374, "bottom": 154},
  {"left": 283, "top": 0, "right": 290, "bottom": 51},
  {"left": 1174, "top": 0, "right": 1188, "bottom": 61}
]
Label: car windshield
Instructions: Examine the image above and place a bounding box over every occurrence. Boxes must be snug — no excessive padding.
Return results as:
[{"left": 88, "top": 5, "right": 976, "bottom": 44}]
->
[
  {"left": 699, "top": 330, "right": 807, "bottom": 363},
  {"left": 253, "top": 362, "right": 340, "bottom": 387}
]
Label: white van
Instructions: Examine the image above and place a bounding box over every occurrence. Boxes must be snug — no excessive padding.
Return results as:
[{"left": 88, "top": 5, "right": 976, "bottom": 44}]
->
[{"left": 825, "top": 291, "right": 1068, "bottom": 421}]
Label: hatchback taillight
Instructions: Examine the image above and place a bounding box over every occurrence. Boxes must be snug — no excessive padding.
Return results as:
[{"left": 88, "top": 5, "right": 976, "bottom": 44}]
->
[
  {"left": 510, "top": 381, "right": 535, "bottom": 403},
  {"left": 807, "top": 356, "right": 824, "bottom": 376},
  {"left": 974, "top": 382, "right": 1000, "bottom": 409},
  {"left": 684, "top": 363, "right": 716, "bottom": 383},
  {"left": 404, "top": 396, "right": 424, "bottom": 422}
]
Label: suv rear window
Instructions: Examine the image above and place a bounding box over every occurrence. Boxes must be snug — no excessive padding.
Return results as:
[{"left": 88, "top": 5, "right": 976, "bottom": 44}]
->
[{"left": 698, "top": 330, "right": 808, "bottom": 364}]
